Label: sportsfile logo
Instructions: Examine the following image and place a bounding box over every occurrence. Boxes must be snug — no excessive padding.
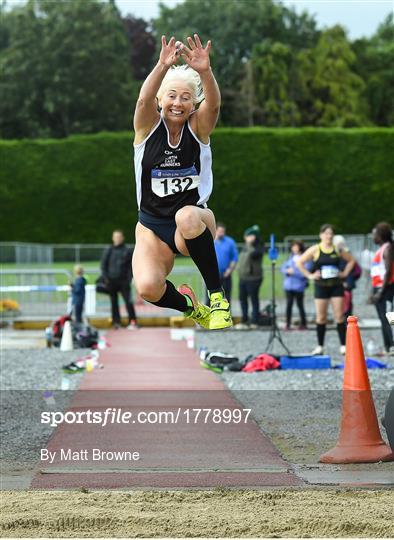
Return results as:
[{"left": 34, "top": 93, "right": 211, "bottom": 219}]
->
[{"left": 41, "top": 408, "right": 174, "bottom": 427}]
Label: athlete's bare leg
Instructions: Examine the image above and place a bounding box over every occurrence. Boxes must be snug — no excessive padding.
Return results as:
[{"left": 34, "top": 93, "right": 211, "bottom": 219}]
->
[
  {"left": 132, "top": 222, "right": 175, "bottom": 302},
  {"left": 331, "top": 296, "right": 345, "bottom": 324},
  {"left": 315, "top": 299, "right": 329, "bottom": 325}
]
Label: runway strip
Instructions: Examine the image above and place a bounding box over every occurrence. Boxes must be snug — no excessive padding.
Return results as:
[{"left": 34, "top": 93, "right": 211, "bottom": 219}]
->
[{"left": 31, "top": 328, "right": 303, "bottom": 489}]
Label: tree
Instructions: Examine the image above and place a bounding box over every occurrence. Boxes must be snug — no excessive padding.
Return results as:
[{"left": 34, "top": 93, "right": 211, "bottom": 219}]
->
[
  {"left": 297, "top": 25, "right": 367, "bottom": 126},
  {"left": 0, "top": 0, "right": 136, "bottom": 138},
  {"left": 154, "top": 0, "right": 318, "bottom": 125},
  {"left": 353, "top": 13, "right": 394, "bottom": 126},
  {"left": 251, "top": 40, "right": 300, "bottom": 126},
  {"left": 122, "top": 15, "right": 156, "bottom": 81}
]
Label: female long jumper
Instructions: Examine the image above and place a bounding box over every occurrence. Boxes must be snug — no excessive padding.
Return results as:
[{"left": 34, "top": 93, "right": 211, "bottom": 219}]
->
[{"left": 132, "top": 34, "right": 232, "bottom": 330}]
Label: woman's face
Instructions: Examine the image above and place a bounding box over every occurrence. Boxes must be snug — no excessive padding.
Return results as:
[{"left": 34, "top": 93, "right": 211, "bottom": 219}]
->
[
  {"left": 159, "top": 82, "right": 194, "bottom": 123},
  {"left": 372, "top": 228, "right": 380, "bottom": 244},
  {"left": 320, "top": 228, "right": 334, "bottom": 244},
  {"left": 291, "top": 244, "right": 300, "bottom": 255}
]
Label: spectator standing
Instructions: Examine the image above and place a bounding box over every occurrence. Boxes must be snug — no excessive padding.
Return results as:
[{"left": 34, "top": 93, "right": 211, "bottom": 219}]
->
[
  {"left": 71, "top": 265, "right": 86, "bottom": 329},
  {"left": 333, "top": 235, "right": 362, "bottom": 319},
  {"left": 236, "top": 225, "right": 264, "bottom": 329},
  {"left": 212, "top": 222, "right": 238, "bottom": 303},
  {"left": 101, "top": 230, "right": 137, "bottom": 329},
  {"left": 370, "top": 222, "right": 394, "bottom": 355},
  {"left": 280, "top": 241, "right": 309, "bottom": 330},
  {"left": 296, "top": 224, "right": 355, "bottom": 355}
]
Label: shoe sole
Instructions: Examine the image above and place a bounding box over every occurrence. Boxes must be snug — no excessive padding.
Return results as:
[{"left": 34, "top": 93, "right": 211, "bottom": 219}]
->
[
  {"left": 178, "top": 283, "right": 210, "bottom": 329},
  {"left": 178, "top": 283, "right": 197, "bottom": 310}
]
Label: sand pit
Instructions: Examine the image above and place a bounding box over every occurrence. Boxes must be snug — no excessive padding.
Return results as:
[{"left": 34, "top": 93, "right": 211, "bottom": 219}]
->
[{"left": 1, "top": 489, "right": 394, "bottom": 537}]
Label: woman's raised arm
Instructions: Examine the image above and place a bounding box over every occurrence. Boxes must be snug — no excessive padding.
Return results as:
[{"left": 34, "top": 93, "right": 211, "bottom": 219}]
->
[
  {"left": 133, "top": 36, "right": 179, "bottom": 138},
  {"left": 180, "top": 34, "right": 220, "bottom": 140}
]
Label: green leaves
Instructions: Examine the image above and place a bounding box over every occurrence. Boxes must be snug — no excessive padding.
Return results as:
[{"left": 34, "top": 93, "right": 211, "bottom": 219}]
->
[{"left": 0, "top": 0, "right": 135, "bottom": 138}]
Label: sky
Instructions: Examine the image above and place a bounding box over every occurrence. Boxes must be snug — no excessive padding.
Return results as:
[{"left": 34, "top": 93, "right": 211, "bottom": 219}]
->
[{"left": 116, "top": 0, "right": 393, "bottom": 39}]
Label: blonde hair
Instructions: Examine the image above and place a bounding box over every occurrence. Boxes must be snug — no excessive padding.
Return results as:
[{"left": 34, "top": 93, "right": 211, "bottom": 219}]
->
[
  {"left": 74, "top": 265, "right": 84, "bottom": 275},
  {"left": 157, "top": 65, "right": 204, "bottom": 105}
]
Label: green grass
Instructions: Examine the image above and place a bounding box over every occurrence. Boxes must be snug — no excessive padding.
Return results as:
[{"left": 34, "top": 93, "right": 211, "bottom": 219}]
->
[{"left": 1, "top": 254, "right": 298, "bottom": 301}]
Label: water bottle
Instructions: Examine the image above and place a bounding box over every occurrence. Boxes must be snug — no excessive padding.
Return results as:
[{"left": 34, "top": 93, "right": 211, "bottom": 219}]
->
[
  {"left": 366, "top": 338, "right": 377, "bottom": 357},
  {"left": 42, "top": 391, "right": 56, "bottom": 407},
  {"left": 199, "top": 347, "right": 208, "bottom": 361},
  {"left": 45, "top": 326, "right": 53, "bottom": 348},
  {"left": 61, "top": 377, "right": 70, "bottom": 390}
]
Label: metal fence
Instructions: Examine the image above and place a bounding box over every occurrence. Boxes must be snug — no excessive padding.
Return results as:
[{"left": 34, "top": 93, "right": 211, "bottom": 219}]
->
[
  {"left": 1, "top": 241, "right": 293, "bottom": 265},
  {"left": 1, "top": 236, "right": 376, "bottom": 319}
]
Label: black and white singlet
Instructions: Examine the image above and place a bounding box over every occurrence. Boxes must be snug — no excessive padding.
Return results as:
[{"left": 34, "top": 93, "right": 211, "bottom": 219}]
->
[{"left": 133, "top": 115, "right": 213, "bottom": 218}]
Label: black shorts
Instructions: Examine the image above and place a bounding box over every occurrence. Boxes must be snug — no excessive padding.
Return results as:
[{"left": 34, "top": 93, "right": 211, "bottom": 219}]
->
[
  {"left": 314, "top": 283, "right": 344, "bottom": 299},
  {"left": 138, "top": 210, "right": 179, "bottom": 254}
]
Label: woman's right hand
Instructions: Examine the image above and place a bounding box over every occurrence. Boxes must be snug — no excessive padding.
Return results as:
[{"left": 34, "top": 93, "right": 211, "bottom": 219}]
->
[
  {"left": 159, "top": 36, "right": 181, "bottom": 67},
  {"left": 309, "top": 270, "right": 321, "bottom": 280}
]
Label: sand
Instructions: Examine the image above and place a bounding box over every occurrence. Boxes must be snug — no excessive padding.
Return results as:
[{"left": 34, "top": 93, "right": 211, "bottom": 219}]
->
[{"left": 1, "top": 488, "right": 394, "bottom": 537}]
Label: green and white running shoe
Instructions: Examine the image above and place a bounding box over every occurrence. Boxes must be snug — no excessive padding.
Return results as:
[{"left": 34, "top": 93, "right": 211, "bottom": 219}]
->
[
  {"left": 209, "top": 291, "right": 233, "bottom": 330},
  {"left": 178, "top": 284, "right": 211, "bottom": 329}
]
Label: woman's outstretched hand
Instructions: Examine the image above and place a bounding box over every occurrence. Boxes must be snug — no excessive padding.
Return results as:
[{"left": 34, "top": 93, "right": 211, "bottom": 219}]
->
[
  {"left": 159, "top": 35, "right": 181, "bottom": 67},
  {"left": 180, "top": 34, "right": 212, "bottom": 73}
]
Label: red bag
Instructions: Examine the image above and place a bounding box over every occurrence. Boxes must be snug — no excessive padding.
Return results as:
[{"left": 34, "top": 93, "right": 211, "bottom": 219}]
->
[{"left": 242, "top": 354, "right": 280, "bottom": 372}]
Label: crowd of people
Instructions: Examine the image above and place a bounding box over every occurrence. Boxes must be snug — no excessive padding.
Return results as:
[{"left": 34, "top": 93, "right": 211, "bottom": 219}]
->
[{"left": 69, "top": 220, "right": 393, "bottom": 358}]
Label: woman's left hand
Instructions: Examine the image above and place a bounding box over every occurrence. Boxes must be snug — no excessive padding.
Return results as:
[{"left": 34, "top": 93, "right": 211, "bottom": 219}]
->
[{"left": 180, "top": 34, "right": 211, "bottom": 73}]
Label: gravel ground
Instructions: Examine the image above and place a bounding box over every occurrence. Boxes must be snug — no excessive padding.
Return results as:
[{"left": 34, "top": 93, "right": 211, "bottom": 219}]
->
[
  {"left": 1, "top": 348, "right": 89, "bottom": 474},
  {"left": 195, "top": 326, "right": 394, "bottom": 465}
]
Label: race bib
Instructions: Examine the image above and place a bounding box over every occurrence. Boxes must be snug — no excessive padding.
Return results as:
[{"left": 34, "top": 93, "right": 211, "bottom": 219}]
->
[
  {"left": 370, "top": 263, "right": 385, "bottom": 278},
  {"left": 151, "top": 166, "right": 200, "bottom": 198},
  {"left": 321, "top": 265, "right": 339, "bottom": 279}
]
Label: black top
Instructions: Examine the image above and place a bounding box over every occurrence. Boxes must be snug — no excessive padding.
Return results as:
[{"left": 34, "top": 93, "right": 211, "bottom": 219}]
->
[
  {"left": 101, "top": 244, "right": 133, "bottom": 282},
  {"left": 312, "top": 244, "right": 342, "bottom": 287},
  {"left": 138, "top": 120, "right": 204, "bottom": 217}
]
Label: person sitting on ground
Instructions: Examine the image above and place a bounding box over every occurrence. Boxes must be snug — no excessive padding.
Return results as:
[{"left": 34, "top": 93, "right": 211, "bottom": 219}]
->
[
  {"left": 369, "top": 222, "right": 394, "bottom": 355},
  {"left": 235, "top": 225, "right": 264, "bottom": 329},
  {"left": 71, "top": 265, "right": 86, "bottom": 329},
  {"left": 101, "top": 230, "right": 137, "bottom": 330},
  {"left": 280, "top": 240, "right": 309, "bottom": 331},
  {"left": 296, "top": 224, "right": 355, "bottom": 356}
]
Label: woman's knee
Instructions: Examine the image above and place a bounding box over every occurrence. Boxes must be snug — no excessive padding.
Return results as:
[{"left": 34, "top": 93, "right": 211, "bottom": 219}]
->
[
  {"left": 134, "top": 276, "right": 165, "bottom": 302},
  {"left": 175, "top": 206, "right": 204, "bottom": 236}
]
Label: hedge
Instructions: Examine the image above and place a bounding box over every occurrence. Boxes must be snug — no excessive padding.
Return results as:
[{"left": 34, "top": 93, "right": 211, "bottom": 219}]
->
[{"left": 1, "top": 128, "right": 393, "bottom": 243}]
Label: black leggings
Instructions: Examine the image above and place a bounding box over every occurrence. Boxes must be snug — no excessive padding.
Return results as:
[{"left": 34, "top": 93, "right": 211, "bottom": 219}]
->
[
  {"left": 239, "top": 279, "right": 261, "bottom": 324},
  {"left": 374, "top": 284, "right": 394, "bottom": 352},
  {"left": 285, "top": 290, "right": 306, "bottom": 327}
]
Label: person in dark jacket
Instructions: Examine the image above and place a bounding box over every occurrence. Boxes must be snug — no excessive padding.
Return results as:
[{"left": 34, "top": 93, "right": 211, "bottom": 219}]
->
[
  {"left": 235, "top": 225, "right": 265, "bottom": 329},
  {"left": 71, "top": 265, "right": 86, "bottom": 328},
  {"left": 101, "top": 230, "right": 137, "bottom": 329}
]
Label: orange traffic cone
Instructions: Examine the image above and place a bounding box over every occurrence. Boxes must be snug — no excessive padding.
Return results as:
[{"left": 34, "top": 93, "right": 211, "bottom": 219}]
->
[{"left": 320, "top": 315, "right": 394, "bottom": 464}]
